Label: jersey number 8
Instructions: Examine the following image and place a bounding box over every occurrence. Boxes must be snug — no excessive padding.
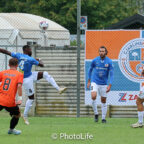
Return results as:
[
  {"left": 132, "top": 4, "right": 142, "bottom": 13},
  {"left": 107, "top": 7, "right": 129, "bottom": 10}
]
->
[{"left": 3, "top": 78, "right": 11, "bottom": 91}]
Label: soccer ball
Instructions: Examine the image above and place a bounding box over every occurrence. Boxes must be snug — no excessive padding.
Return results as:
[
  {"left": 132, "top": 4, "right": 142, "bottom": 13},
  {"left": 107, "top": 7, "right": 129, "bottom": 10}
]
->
[{"left": 39, "top": 21, "right": 49, "bottom": 31}]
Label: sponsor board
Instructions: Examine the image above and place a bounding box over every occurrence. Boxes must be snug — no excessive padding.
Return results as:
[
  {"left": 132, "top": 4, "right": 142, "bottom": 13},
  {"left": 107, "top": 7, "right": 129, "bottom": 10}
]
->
[{"left": 85, "top": 30, "right": 144, "bottom": 105}]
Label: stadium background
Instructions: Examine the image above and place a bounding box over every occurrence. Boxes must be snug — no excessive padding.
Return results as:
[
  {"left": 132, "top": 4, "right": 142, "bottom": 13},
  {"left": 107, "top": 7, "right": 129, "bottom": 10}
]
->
[{"left": 0, "top": 14, "right": 144, "bottom": 119}]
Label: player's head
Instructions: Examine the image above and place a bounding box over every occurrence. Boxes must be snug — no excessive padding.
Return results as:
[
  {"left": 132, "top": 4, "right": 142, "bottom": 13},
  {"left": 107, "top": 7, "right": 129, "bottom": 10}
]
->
[
  {"left": 99, "top": 46, "right": 108, "bottom": 59},
  {"left": 9, "top": 58, "right": 18, "bottom": 68},
  {"left": 23, "top": 45, "right": 32, "bottom": 56}
]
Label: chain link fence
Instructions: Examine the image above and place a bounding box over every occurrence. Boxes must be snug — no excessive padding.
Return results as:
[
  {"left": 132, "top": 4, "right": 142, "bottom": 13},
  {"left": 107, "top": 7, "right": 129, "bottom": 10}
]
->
[{"left": 0, "top": 12, "right": 144, "bottom": 118}]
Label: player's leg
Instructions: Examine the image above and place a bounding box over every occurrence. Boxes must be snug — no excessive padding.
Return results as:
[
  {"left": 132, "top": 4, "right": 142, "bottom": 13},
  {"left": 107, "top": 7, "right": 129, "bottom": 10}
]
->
[
  {"left": 101, "top": 97, "right": 107, "bottom": 123},
  {"left": 131, "top": 97, "right": 144, "bottom": 128},
  {"left": 22, "top": 75, "right": 35, "bottom": 125},
  {"left": 23, "top": 94, "right": 34, "bottom": 125},
  {"left": 6, "top": 106, "right": 21, "bottom": 135},
  {"left": 37, "top": 71, "right": 67, "bottom": 94},
  {"left": 0, "top": 105, "right": 4, "bottom": 111},
  {"left": 91, "top": 82, "right": 99, "bottom": 122},
  {"left": 100, "top": 85, "right": 107, "bottom": 123}
]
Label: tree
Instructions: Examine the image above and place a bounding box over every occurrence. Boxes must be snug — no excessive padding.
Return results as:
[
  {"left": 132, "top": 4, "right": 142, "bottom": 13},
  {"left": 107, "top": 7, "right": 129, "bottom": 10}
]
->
[
  {"left": 81, "top": 0, "right": 141, "bottom": 30},
  {"left": 0, "top": 0, "right": 143, "bottom": 34}
]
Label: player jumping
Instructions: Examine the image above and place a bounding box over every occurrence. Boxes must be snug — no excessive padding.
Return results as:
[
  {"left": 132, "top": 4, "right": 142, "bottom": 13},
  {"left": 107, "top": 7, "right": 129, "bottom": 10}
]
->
[{"left": 0, "top": 45, "right": 67, "bottom": 125}]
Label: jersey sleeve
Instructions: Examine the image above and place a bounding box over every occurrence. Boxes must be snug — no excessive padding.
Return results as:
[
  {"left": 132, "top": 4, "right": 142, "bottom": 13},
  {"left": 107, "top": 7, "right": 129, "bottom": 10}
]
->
[
  {"left": 109, "top": 60, "right": 114, "bottom": 84},
  {"left": 11, "top": 52, "right": 20, "bottom": 60},
  {"left": 0, "top": 72, "right": 2, "bottom": 82},
  {"left": 31, "top": 57, "right": 39, "bottom": 66},
  {"left": 88, "top": 59, "right": 95, "bottom": 80},
  {"left": 18, "top": 73, "right": 24, "bottom": 84}
]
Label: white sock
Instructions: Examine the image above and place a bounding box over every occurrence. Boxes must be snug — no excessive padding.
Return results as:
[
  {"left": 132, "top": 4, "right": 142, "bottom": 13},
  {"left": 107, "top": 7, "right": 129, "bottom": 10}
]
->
[
  {"left": 102, "top": 103, "right": 107, "bottom": 120},
  {"left": 23, "top": 99, "right": 34, "bottom": 118},
  {"left": 92, "top": 100, "right": 98, "bottom": 115},
  {"left": 138, "top": 111, "right": 143, "bottom": 124},
  {"left": 43, "top": 71, "right": 60, "bottom": 90}
]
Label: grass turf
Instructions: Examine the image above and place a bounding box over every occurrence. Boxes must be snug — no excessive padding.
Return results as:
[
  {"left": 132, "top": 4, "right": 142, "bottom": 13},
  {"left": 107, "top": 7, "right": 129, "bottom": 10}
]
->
[{"left": 0, "top": 113, "right": 143, "bottom": 144}]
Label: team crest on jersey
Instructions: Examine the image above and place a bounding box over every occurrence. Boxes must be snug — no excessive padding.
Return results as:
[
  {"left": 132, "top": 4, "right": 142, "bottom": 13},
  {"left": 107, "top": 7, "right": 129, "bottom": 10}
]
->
[
  {"left": 105, "top": 64, "right": 109, "bottom": 67},
  {"left": 118, "top": 38, "right": 144, "bottom": 83}
]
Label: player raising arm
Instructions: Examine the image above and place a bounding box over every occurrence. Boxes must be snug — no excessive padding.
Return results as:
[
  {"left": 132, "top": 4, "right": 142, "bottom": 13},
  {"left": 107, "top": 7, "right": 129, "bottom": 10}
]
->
[{"left": 0, "top": 45, "right": 67, "bottom": 125}]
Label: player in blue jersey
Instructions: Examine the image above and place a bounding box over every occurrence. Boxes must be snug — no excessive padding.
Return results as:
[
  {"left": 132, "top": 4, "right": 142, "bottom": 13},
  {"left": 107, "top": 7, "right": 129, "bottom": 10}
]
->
[
  {"left": 0, "top": 45, "right": 67, "bottom": 125},
  {"left": 87, "top": 46, "right": 114, "bottom": 123}
]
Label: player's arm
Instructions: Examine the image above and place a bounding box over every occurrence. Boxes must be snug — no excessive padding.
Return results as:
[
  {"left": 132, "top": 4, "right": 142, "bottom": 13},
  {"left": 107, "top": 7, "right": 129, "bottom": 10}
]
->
[
  {"left": 32, "top": 58, "right": 44, "bottom": 67},
  {"left": 16, "top": 73, "right": 23, "bottom": 105},
  {"left": 87, "top": 60, "right": 95, "bottom": 89},
  {"left": 107, "top": 61, "right": 114, "bottom": 92},
  {"left": 36, "top": 58, "right": 44, "bottom": 67},
  {"left": 0, "top": 48, "right": 11, "bottom": 56},
  {"left": 16, "top": 83, "right": 22, "bottom": 105}
]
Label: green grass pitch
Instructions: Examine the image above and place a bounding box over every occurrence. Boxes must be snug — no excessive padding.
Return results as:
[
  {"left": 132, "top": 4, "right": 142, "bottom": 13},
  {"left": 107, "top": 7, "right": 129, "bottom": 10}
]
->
[{"left": 0, "top": 112, "right": 144, "bottom": 144}]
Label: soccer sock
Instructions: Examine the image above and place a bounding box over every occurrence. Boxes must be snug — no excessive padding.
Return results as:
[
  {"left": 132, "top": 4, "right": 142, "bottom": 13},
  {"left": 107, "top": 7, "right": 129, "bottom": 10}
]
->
[
  {"left": 10, "top": 116, "right": 19, "bottom": 129},
  {"left": 102, "top": 103, "right": 107, "bottom": 120},
  {"left": 43, "top": 71, "right": 60, "bottom": 90},
  {"left": 92, "top": 100, "right": 98, "bottom": 115},
  {"left": 138, "top": 111, "right": 143, "bottom": 124},
  {"left": 23, "top": 99, "right": 34, "bottom": 118}
]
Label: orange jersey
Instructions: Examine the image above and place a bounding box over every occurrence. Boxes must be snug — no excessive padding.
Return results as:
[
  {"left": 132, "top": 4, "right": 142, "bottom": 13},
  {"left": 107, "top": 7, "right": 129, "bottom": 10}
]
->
[{"left": 0, "top": 69, "right": 23, "bottom": 107}]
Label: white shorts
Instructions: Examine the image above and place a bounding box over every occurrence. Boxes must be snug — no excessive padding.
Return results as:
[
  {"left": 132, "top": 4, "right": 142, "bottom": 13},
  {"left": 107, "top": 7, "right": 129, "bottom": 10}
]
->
[
  {"left": 91, "top": 82, "right": 107, "bottom": 97},
  {"left": 23, "top": 71, "right": 38, "bottom": 96},
  {"left": 138, "top": 93, "right": 144, "bottom": 99}
]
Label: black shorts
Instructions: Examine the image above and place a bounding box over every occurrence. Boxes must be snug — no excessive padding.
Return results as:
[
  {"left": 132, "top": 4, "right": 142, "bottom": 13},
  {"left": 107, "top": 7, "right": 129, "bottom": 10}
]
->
[{"left": 0, "top": 105, "right": 20, "bottom": 116}]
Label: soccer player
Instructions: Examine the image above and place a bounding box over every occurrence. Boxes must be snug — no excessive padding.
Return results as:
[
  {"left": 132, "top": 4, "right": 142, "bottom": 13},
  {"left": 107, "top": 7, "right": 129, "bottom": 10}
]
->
[
  {"left": 0, "top": 45, "right": 67, "bottom": 125},
  {"left": 0, "top": 58, "right": 23, "bottom": 135},
  {"left": 131, "top": 70, "right": 144, "bottom": 128},
  {"left": 87, "top": 46, "right": 114, "bottom": 123}
]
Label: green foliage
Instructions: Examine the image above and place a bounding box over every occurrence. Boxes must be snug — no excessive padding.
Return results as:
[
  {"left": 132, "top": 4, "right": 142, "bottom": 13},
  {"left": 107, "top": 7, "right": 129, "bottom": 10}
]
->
[
  {"left": 81, "top": 0, "right": 140, "bottom": 29},
  {"left": 0, "top": 0, "right": 143, "bottom": 33},
  {"left": 70, "top": 40, "right": 77, "bottom": 46}
]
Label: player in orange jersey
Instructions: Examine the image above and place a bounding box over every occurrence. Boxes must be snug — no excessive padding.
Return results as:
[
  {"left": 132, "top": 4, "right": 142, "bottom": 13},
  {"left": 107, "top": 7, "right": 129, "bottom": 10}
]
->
[{"left": 0, "top": 58, "right": 23, "bottom": 135}]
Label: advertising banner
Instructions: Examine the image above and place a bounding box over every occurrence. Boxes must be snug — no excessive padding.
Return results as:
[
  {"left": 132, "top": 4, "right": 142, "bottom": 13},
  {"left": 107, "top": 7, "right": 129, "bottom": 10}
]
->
[{"left": 85, "top": 30, "right": 144, "bottom": 105}]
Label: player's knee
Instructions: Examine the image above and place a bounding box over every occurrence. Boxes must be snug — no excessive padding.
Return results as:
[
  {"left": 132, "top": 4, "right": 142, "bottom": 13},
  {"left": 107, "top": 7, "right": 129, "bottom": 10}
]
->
[
  {"left": 101, "top": 97, "right": 106, "bottom": 103},
  {"left": 91, "top": 92, "right": 97, "bottom": 100},
  {"left": 43, "top": 71, "right": 52, "bottom": 79},
  {"left": 92, "top": 96, "right": 96, "bottom": 100},
  {"left": 14, "top": 113, "right": 21, "bottom": 118},
  {"left": 43, "top": 71, "right": 48, "bottom": 78},
  {"left": 136, "top": 98, "right": 142, "bottom": 106},
  {"left": 38, "top": 72, "right": 43, "bottom": 80}
]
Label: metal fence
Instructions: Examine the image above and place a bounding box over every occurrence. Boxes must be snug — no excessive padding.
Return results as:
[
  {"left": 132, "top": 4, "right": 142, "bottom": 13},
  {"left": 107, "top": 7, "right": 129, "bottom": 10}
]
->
[
  {"left": 34, "top": 46, "right": 138, "bottom": 118},
  {"left": 0, "top": 45, "right": 138, "bottom": 118},
  {"left": 0, "top": 45, "right": 29, "bottom": 110},
  {"left": 34, "top": 46, "right": 84, "bottom": 117}
]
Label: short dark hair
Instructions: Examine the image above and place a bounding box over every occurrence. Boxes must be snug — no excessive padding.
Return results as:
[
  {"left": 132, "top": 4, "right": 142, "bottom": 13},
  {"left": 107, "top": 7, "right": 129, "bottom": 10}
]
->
[
  {"left": 23, "top": 45, "right": 30, "bottom": 51},
  {"left": 99, "top": 46, "right": 108, "bottom": 55},
  {"left": 9, "top": 58, "right": 18, "bottom": 66}
]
